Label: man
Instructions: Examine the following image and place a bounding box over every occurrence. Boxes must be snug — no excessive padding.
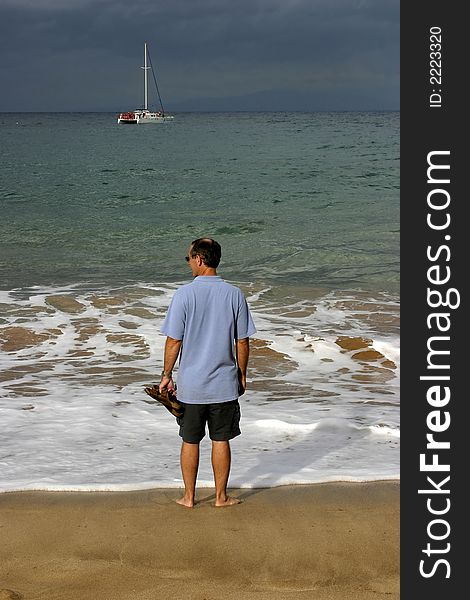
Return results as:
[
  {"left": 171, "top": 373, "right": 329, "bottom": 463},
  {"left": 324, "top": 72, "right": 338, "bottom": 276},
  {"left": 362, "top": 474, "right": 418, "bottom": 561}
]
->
[{"left": 159, "top": 238, "right": 256, "bottom": 508}]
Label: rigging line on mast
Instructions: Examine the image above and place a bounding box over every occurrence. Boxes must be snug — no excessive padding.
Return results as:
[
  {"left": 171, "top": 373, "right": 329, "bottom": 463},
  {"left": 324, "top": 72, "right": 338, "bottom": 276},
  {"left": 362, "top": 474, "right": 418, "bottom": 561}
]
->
[{"left": 146, "top": 47, "right": 166, "bottom": 115}]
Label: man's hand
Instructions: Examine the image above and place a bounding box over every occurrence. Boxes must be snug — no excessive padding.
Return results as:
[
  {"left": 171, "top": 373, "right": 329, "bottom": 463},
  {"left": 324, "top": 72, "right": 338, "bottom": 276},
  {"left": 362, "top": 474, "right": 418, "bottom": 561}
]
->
[
  {"left": 236, "top": 338, "right": 249, "bottom": 397},
  {"left": 237, "top": 367, "right": 246, "bottom": 396},
  {"left": 159, "top": 375, "right": 176, "bottom": 394},
  {"left": 159, "top": 337, "right": 182, "bottom": 394}
]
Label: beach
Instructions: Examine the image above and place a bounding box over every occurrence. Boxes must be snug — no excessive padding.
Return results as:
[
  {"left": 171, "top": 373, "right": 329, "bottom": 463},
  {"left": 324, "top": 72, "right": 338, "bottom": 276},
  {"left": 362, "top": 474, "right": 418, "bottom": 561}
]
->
[
  {"left": 1, "top": 112, "right": 400, "bottom": 598},
  {"left": 0, "top": 481, "right": 399, "bottom": 600}
]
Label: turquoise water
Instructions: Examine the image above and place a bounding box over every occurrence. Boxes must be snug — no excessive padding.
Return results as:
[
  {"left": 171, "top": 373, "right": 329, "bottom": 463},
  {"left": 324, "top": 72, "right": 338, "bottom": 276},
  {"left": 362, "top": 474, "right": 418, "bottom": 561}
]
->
[
  {"left": 0, "top": 112, "right": 400, "bottom": 489},
  {"left": 0, "top": 112, "right": 399, "bottom": 292}
]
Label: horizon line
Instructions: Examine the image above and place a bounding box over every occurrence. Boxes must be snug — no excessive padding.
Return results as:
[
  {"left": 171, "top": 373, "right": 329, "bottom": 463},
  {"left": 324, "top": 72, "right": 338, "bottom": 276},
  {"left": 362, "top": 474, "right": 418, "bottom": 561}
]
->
[{"left": 0, "top": 108, "right": 400, "bottom": 114}]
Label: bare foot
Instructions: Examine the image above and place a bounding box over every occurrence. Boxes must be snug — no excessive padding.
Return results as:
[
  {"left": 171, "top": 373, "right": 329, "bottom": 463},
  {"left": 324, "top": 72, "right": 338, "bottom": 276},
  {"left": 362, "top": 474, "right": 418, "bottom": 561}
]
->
[
  {"left": 214, "top": 496, "right": 242, "bottom": 508},
  {"left": 176, "top": 497, "right": 194, "bottom": 508}
]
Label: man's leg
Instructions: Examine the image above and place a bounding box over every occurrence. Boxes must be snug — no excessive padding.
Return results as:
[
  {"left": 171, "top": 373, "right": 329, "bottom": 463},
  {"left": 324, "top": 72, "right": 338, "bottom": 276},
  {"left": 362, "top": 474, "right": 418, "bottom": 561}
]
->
[
  {"left": 177, "top": 441, "right": 199, "bottom": 508},
  {"left": 211, "top": 440, "right": 241, "bottom": 507}
]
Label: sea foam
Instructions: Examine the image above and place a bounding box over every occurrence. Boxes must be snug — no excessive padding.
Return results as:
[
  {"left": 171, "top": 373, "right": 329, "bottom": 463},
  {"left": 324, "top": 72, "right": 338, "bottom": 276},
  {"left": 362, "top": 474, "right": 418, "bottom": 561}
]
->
[{"left": 0, "top": 282, "right": 399, "bottom": 491}]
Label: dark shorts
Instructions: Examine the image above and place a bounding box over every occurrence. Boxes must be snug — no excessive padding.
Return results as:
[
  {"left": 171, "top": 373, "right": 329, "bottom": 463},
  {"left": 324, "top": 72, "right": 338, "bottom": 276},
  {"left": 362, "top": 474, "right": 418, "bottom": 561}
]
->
[{"left": 177, "top": 400, "right": 241, "bottom": 443}]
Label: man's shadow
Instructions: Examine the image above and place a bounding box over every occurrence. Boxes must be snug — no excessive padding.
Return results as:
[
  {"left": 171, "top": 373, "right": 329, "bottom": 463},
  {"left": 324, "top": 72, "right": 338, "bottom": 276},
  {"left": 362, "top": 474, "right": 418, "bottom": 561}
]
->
[{"left": 227, "top": 416, "right": 366, "bottom": 501}]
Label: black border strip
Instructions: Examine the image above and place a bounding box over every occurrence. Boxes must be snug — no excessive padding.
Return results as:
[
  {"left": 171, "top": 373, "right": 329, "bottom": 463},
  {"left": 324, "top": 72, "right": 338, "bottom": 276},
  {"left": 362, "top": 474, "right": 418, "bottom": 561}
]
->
[{"left": 401, "top": 3, "right": 465, "bottom": 597}]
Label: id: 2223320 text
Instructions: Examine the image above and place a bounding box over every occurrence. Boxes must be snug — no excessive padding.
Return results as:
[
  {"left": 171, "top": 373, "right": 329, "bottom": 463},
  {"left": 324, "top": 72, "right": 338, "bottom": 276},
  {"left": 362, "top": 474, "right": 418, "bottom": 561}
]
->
[{"left": 429, "top": 26, "right": 442, "bottom": 108}]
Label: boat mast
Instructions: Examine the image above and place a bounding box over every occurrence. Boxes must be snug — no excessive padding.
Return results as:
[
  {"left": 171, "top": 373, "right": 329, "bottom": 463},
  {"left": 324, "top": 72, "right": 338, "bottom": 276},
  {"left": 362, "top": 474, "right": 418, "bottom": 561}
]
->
[{"left": 143, "top": 42, "right": 149, "bottom": 111}]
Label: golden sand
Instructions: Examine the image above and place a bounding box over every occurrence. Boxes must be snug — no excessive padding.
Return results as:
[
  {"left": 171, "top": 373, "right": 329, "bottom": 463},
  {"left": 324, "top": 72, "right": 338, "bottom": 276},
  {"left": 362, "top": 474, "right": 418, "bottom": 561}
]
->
[{"left": 0, "top": 481, "right": 399, "bottom": 600}]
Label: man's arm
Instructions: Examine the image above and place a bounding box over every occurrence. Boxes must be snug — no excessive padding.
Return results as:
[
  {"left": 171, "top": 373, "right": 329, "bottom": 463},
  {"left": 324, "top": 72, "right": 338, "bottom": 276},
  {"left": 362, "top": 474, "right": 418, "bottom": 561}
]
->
[
  {"left": 236, "top": 337, "right": 250, "bottom": 396},
  {"left": 159, "top": 336, "right": 182, "bottom": 393}
]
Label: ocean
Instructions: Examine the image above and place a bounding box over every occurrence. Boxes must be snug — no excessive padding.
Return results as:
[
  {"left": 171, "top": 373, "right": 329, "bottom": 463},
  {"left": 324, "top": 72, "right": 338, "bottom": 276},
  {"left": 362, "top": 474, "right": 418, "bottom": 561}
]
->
[{"left": 0, "top": 111, "right": 399, "bottom": 491}]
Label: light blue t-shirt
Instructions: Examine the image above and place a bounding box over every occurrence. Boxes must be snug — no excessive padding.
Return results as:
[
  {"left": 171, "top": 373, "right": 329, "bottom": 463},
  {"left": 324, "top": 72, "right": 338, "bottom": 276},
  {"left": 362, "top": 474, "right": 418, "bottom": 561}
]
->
[{"left": 161, "top": 276, "right": 256, "bottom": 404}]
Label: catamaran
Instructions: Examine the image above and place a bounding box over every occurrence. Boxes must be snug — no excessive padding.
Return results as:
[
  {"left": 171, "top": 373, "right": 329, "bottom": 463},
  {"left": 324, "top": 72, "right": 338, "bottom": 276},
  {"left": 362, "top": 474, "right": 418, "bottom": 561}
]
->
[{"left": 118, "top": 43, "right": 174, "bottom": 124}]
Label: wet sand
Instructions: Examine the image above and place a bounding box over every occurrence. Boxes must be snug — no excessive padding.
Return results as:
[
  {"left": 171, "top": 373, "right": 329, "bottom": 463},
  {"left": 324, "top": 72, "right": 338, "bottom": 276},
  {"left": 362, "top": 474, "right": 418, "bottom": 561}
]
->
[{"left": 0, "top": 481, "right": 399, "bottom": 600}]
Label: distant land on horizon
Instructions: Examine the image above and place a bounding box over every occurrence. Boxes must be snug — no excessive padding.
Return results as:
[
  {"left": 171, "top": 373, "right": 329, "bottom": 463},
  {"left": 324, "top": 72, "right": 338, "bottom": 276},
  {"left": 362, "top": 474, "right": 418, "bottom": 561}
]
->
[
  {"left": 168, "top": 87, "right": 399, "bottom": 113},
  {"left": 0, "top": 87, "right": 399, "bottom": 114}
]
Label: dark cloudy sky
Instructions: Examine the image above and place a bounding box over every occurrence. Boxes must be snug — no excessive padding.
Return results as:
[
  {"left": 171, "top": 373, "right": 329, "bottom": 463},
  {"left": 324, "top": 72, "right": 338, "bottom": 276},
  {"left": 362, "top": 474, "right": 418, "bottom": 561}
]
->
[{"left": 0, "top": 0, "right": 399, "bottom": 112}]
